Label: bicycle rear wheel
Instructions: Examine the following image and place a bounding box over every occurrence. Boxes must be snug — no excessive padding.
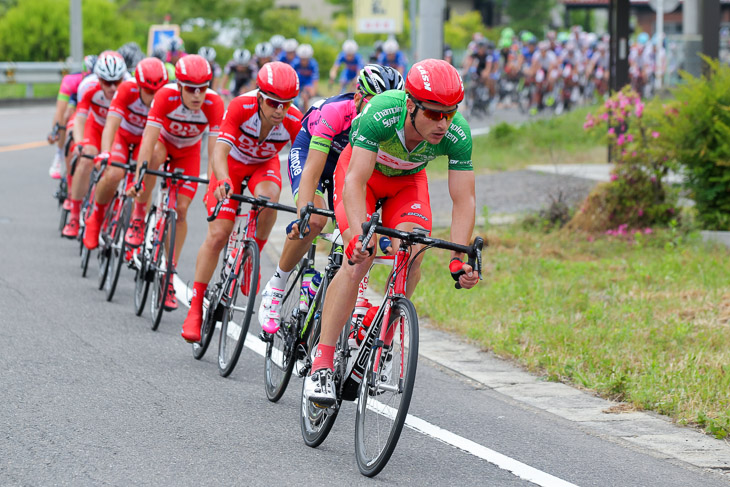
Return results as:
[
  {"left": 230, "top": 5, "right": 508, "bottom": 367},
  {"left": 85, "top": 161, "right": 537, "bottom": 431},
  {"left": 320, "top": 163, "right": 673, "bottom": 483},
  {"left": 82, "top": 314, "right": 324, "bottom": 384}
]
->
[
  {"left": 97, "top": 201, "right": 116, "bottom": 290},
  {"left": 264, "top": 264, "right": 304, "bottom": 402},
  {"left": 217, "top": 241, "right": 259, "bottom": 377},
  {"left": 80, "top": 238, "right": 91, "bottom": 277},
  {"left": 134, "top": 207, "right": 156, "bottom": 316},
  {"left": 150, "top": 211, "right": 175, "bottom": 331},
  {"left": 192, "top": 286, "right": 220, "bottom": 360},
  {"left": 300, "top": 311, "right": 343, "bottom": 448},
  {"left": 106, "top": 197, "right": 131, "bottom": 302},
  {"left": 354, "top": 297, "right": 419, "bottom": 477}
]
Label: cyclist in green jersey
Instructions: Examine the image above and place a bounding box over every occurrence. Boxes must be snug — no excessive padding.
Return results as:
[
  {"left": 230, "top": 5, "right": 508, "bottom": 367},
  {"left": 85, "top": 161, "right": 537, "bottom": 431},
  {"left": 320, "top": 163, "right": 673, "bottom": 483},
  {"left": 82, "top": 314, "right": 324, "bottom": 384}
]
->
[{"left": 304, "top": 59, "right": 481, "bottom": 405}]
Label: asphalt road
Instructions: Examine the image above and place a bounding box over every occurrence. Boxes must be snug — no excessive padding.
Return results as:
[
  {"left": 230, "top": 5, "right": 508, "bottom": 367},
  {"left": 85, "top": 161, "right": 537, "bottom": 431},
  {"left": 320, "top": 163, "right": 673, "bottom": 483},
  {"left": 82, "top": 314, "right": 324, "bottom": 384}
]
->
[{"left": 1, "top": 105, "right": 728, "bottom": 486}]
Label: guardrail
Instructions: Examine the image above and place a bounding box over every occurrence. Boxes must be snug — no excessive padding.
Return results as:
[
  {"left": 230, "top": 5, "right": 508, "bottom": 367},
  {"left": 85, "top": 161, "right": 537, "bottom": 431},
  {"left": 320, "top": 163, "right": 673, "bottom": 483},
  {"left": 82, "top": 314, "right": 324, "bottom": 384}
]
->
[{"left": 0, "top": 62, "right": 77, "bottom": 98}]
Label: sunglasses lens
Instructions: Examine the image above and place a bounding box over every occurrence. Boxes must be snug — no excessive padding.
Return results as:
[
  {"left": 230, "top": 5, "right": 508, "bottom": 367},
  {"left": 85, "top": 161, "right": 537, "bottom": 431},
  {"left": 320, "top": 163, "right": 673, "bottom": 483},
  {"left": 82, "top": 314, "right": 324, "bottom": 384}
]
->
[
  {"left": 183, "top": 85, "right": 207, "bottom": 94},
  {"left": 264, "top": 97, "right": 291, "bottom": 110},
  {"left": 423, "top": 108, "right": 455, "bottom": 122}
]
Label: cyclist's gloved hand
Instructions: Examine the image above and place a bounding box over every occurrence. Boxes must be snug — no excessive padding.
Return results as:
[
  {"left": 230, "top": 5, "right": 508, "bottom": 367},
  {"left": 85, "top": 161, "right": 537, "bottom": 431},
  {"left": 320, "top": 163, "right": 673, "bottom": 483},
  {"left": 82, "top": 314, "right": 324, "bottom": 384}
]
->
[
  {"left": 379, "top": 236, "right": 392, "bottom": 254},
  {"left": 214, "top": 177, "right": 233, "bottom": 201},
  {"left": 93, "top": 151, "right": 110, "bottom": 169},
  {"left": 450, "top": 258, "right": 465, "bottom": 282},
  {"left": 346, "top": 235, "right": 374, "bottom": 264},
  {"left": 286, "top": 219, "right": 309, "bottom": 238},
  {"left": 450, "top": 257, "right": 479, "bottom": 290}
]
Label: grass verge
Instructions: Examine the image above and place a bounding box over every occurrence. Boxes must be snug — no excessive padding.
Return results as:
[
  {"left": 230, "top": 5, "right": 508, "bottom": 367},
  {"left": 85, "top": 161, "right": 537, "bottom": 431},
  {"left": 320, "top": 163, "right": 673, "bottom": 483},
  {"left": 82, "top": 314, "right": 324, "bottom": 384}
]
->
[
  {"left": 372, "top": 224, "right": 730, "bottom": 438},
  {"left": 428, "top": 105, "right": 606, "bottom": 178},
  {"left": 0, "top": 82, "right": 59, "bottom": 99}
]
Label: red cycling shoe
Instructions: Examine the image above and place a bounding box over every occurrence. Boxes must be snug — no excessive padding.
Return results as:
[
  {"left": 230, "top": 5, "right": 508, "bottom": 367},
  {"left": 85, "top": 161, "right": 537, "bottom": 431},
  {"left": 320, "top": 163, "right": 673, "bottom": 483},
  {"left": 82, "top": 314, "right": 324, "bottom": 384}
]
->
[
  {"left": 181, "top": 308, "right": 203, "bottom": 343},
  {"left": 83, "top": 212, "right": 102, "bottom": 250},
  {"left": 164, "top": 281, "right": 178, "bottom": 310},
  {"left": 62, "top": 218, "right": 80, "bottom": 239},
  {"left": 125, "top": 218, "right": 144, "bottom": 247}
]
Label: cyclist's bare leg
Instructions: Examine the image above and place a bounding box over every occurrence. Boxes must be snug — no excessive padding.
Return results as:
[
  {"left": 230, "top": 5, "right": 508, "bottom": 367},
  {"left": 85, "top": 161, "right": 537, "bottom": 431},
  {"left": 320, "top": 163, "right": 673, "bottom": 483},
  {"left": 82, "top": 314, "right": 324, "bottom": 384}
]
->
[
  {"left": 251, "top": 180, "right": 281, "bottom": 244},
  {"left": 133, "top": 140, "right": 167, "bottom": 209},
  {"left": 70, "top": 144, "right": 99, "bottom": 201},
  {"left": 171, "top": 194, "right": 192, "bottom": 265},
  {"left": 192, "top": 218, "right": 235, "bottom": 284},
  {"left": 277, "top": 193, "right": 328, "bottom": 272},
  {"left": 93, "top": 166, "right": 125, "bottom": 205}
]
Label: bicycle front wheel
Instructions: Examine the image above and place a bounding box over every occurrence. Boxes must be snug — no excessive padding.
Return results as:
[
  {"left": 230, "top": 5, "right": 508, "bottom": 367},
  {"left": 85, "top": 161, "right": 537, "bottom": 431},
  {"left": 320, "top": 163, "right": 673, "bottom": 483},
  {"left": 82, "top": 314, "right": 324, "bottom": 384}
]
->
[
  {"left": 218, "top": 240, "right": 259, "bottom": 377},
  {"left": 150, "top": 211, "right": 175, "bottom": 331},
  {"left": 96, "top": 202, "right": 116, "bottom": 291},
  {"left": 264, "top": 264, "right": 304, "bottom": 402},
  {"left": 134, "top": 207, "right": 156, "bottom": 316},
  {"left": 355, "top": 297, "right": 419, "bottom": 477},
  {"left": 105, "top": 197, "right": 131, "bottom": 302}
]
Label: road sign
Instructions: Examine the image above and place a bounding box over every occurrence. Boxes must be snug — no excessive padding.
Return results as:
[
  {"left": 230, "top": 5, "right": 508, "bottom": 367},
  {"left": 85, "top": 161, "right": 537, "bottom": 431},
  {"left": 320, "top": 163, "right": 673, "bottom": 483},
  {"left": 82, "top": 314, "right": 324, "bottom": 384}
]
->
[
  {"left": 147, "top": 24, "right": 181, "bottom": 56},
  {"left": 355, "top": 0, "right": 403, "bottom": 34}
]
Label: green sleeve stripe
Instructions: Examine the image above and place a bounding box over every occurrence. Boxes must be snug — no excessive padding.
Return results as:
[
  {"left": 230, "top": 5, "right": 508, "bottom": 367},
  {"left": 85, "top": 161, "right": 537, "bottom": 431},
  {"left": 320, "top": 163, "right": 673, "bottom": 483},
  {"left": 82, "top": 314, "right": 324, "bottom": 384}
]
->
[
  {"left": 309, "top": 136, "right": 332, "bottom": 155},
  {"left": 57, "top": 93, "right": 70, "bottom": 102}
]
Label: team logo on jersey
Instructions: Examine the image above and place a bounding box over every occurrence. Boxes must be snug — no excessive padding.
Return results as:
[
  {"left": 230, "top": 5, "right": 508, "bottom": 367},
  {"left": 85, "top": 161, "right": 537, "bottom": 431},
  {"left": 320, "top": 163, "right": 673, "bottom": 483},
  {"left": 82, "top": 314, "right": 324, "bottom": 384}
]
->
[{"left": 411, "top": 203, "right": 421, "bottom": 210}]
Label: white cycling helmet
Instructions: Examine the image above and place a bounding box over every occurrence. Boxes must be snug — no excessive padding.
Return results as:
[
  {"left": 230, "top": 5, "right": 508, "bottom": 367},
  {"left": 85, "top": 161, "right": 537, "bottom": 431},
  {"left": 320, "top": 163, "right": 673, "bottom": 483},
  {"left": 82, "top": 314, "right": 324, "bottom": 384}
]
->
[
  {"left": 255, "top": 42, "right": 274, "bottom": 58},
  {"left": 383, "top": 38, "right": 399, "bottom": 55},
  {"left": 233, "top": 48, "right": 251, "bottom": 65},
  {"left": 270, "top": 35, "right": 285, "bottom": 49},
  {"left": 95, "top": 50, "right": 127, "bottom": 82},
  {"left": 343, "top": 39, "right": 358, "bottom": 55},
  {"left": 198, "top": 46, "right": 217, "bottom": 62},
  {"left": 283, "top": 38, "right": 299, "bottom": 53},
  {"left": 296, "top": 43, "right": 314, "bottom": 59}
]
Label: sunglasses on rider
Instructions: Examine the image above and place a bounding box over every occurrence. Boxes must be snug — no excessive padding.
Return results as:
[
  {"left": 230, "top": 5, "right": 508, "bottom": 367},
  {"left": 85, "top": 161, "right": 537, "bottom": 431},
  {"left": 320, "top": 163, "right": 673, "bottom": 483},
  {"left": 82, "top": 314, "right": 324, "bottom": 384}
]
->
[
  {"left": 412, "top": 98, "right": 458, "bottom": 122},
  {"left": 100, "top": 79, "right": 123, "bottom": 88},
  {"left": 259, "top": 92, "right": 293, "bottom": 110},
  {"left": 180, "top": 84, "right": 208, "bottom": 94}
]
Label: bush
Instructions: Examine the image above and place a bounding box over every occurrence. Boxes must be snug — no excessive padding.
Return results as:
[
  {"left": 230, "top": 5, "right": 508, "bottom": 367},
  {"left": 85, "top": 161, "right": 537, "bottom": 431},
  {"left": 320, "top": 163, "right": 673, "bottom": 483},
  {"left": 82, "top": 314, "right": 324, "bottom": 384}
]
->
[
  {"left": 657, "top": 58, "right": 730, "bottom": 230},
  {"left": 573, "top": 87, "right": 679, "bottom": 232}
]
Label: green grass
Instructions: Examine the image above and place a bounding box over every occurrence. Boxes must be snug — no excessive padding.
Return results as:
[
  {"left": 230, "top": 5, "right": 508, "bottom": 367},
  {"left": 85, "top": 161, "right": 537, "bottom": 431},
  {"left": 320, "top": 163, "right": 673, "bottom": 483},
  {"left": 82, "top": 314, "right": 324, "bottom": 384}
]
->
[
  {"left": 372, "top": 225, "right": 730, "bottom": 438},
  {"left": 428, "top": 105, "right": 606, "bottom": 178},
  {"left": 0, "top": 82, "right": 59, "bottom": 99}
]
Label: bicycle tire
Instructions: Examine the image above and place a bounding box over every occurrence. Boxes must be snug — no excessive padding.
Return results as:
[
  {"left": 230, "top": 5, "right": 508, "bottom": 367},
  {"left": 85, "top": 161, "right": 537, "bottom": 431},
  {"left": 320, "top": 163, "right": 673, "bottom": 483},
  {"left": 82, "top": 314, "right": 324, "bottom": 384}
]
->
[
  {"left": 150, "top": 210, "right": 175, "bottom": 331},
  {"left": 355, "top": 297, "right": 419, "bottom": 477},
  {"left": 80, "top": 244, "right": 91, "bottom": 277},
  {"left": 300, "top": 310, "right": 344, "bottom": 448},
  {"left": 134, "top": 207, "right": 156, "bottom": 316},
  {"left": 264, "top": 264, "right": 304, "bottom": 402},
  {"left": 218, "top": 240, "right": 259, "bottom": 377},
  {"left": 96, "top": 201, "right": 115, "bottom": 290},
  {"left": 192, "top": 287, "right": 219, "bottom": 360},
  {"left": 105, "top": 197, "right": 131, "bottom": 302}
]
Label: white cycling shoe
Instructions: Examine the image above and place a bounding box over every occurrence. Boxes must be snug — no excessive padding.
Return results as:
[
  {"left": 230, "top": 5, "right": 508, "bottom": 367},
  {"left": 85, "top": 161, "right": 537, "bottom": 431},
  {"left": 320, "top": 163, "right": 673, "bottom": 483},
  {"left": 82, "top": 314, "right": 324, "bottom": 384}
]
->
[
  {"left": 49, "top": 153, "right": 64, "bottom": 179},
  {"left": 304, "top": 368, "right": 336, "bottom": 407},
  {"left": 258, "top": 281, "right": 284, "bottom": 334}
]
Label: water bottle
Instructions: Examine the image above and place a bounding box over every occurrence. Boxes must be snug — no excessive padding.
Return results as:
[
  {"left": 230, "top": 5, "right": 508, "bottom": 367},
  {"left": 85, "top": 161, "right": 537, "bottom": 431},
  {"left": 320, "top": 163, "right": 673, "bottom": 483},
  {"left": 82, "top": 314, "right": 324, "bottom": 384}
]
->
[
  {"left": 348, "top": 298, "right": 371, "bottom": 348},
  {"left": 356, "top": 306, "right": 380, "bottom": 346},
  {"left": 299, "top": 269, "right": 321, "bottom": 312},
  {"left": 224, "top": 248, "right": 238, "bottom": 276}
]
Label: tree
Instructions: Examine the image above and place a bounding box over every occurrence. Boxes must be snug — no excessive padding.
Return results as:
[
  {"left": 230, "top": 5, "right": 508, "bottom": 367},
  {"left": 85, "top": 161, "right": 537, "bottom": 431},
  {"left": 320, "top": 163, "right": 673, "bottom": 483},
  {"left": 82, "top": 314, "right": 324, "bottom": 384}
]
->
[
  {"left": 0, "top": 0, "right": 138, "bottom": 62},
  {"left": 505, "top": 0, "right": 554, "bottom": 37}
]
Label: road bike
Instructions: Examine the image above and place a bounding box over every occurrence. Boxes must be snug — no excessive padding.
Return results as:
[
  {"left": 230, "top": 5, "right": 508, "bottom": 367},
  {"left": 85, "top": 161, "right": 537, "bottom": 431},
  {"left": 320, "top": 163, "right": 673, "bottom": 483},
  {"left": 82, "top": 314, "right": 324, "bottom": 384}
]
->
[
  {"left": 261, "top": 202, "right": 337, "bottom": 402},
  {"left": 76, "top": 153, "right": 104, "bottom": 277},
  {"left": 198, "top": 178, "right": 298, "bottom": 377},
  {"left": 300, "top": 212, "right": 484, "bottom": 477},
  {"left": 132, "top": 161, "right": 208, "bottom": 331}
]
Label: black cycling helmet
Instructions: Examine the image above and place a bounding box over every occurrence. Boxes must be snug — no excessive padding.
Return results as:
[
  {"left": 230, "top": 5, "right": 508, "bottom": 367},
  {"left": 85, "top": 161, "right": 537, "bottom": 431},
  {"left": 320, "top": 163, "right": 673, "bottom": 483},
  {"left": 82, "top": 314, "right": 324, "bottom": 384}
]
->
[
  {"left": 357, "top": 64, "right": 404, "bottom": 96},
  {"left": 118, "top": 42, "right": 144, "bottom": 70}
]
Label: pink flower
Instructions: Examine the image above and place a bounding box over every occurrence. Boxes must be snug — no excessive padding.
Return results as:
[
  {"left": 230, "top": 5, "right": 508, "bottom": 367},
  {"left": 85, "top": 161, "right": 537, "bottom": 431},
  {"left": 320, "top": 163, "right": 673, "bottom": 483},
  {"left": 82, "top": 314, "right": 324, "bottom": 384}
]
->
[
  {"left": 651, "top": 176, "right": 657, "bottom": 183},
  {"left": 620, "top": 97, "right": 630, "bottom": 109},
  {"left": 644, "top": 228, "right": 653, "bottom": 234},
  {"left": 601, "top": 113, "right": 609, "bottom": 121},
  {"left": 632, "top": 151, "right": 637, "bottom": 157},
  {"left": 652, "top": 131, "right": 660, "bottom": 138},
  {"left": 638, "top": 208, "right": 644, "bottom": 216},
  {"left": 608, "top": 127, "right": 615, "bottom": 135},
  {"left": 617, "top": 134, "right": 625, "bottom": 146},
  {"left": 626, "top": 133, "right": 634, "bottom": 143},
  {"left": 587, "top": 235, "right": 595, "bottom": 242},
  {"left": 583, "top": 119, "right": 595, "bottom": 130},
  {"left": 610, "top": 173, "right": 618, "bottom": 181},
  {"left": 635, "top": 102, "right": 644, "bottom": 118}
]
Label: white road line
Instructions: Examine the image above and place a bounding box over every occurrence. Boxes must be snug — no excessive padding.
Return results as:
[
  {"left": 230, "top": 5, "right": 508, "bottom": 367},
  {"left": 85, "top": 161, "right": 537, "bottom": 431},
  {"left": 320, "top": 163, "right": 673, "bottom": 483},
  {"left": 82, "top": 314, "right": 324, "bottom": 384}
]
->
[{"left": 172, "top": 275, "right": 578, "bottom": 487}]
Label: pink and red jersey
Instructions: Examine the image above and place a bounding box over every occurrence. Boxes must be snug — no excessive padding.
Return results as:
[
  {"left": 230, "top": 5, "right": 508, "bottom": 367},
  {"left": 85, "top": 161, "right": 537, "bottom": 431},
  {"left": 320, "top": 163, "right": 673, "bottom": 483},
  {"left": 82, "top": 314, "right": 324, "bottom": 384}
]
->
[
  {"left": 108, "top": 80, "right": 150, "bottom": 140},
  {"left": 146, "top": 83, "right": 224, "bottom": 149},
  {"left": 217, "top": 91, "right": 302, "bottom": 165},
  {"left": 76, "top": 81, "right": 112, "bottom": 127}
]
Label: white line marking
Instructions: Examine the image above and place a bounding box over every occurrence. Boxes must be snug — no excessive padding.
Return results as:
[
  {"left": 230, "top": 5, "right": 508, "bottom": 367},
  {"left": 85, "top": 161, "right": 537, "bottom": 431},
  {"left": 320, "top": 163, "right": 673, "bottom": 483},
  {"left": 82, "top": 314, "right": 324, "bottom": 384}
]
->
[{"left": 173, "top": 275, "right": 578, "bottom": 487}]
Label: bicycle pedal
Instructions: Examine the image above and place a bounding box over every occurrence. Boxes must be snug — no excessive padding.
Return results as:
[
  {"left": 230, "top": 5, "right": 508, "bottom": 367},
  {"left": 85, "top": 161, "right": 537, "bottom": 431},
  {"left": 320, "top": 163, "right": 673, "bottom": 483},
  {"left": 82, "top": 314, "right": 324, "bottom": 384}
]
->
[{"left": 258, "top": 331, "right": 273, "bottom": 343}]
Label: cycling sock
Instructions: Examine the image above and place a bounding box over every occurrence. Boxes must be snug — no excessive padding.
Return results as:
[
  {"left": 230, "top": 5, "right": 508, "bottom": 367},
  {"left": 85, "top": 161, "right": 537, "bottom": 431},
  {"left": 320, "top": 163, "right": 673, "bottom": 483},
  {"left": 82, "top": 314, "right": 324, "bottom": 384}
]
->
[
  {"left": 270, "top": 265, "right": 291, "bottom": 290},
  {"left": 254, "top": 237, "right": 266, "bottom": 252},
  {"left": 70, "top": 199, "right": 82, "bottom": 218},
  {"left": 91, "top": 202, "right": 108, "bottom": 220},
  {"left": 132, "top": 201, "right": 147, "bottom": 220},
  {"left": 190, "top": 282, "right": 207, "bottom": 312},
  {"left": 311, "top": 344, "right": 335, "bottom": 373},
  {"left": 56, "top": 147, "right": 63, "bottom": 158}
]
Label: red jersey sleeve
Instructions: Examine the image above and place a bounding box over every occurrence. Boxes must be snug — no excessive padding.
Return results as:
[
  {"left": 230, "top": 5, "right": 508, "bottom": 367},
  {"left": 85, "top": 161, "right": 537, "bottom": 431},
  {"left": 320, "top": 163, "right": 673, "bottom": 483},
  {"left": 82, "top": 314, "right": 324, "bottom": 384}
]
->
[
  {"left": 146, "top": 86, "right": 177, "bottom": 129},
  {"left": 108, "top": 81, "right": 136, "bottom": 119},
  {"left": 203, "top": 91, "right": 225, "bottom": 137},
  {"left": 217, "top": 96, "right": 257, "bottom": 147}
]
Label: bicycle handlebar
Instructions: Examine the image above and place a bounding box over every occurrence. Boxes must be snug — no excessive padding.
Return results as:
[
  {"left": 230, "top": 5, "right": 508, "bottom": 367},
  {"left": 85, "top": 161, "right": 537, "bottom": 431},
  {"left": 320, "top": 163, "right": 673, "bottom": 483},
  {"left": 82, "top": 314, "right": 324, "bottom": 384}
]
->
[
  {"left": 206, "top": 187, "right": 299, "bottom": 223},
  {"left": 356, "top": 212, "right": 485, "bottom": 288},
  {"left": 293, "top": 202, "right": 336, "bottom": 239}
]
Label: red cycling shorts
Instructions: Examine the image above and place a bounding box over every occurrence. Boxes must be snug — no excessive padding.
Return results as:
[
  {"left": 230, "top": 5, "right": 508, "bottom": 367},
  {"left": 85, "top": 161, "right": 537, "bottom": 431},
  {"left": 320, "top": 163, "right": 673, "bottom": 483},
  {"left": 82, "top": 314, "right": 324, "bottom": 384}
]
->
[
  {"left": 157, "top": 136, "right": 201, "bottom": 200},
  {"left": 205, "top": 156, "right": 282, "bottom": 222},
  {"left": 333, "top": 144, "right": 432, "bottom": 235},
  {"left": 110, "top": 128, "right": 141, "bottom": 164},
  {"left": 81, "top": 118, "right": 104, "bottom": 152}
]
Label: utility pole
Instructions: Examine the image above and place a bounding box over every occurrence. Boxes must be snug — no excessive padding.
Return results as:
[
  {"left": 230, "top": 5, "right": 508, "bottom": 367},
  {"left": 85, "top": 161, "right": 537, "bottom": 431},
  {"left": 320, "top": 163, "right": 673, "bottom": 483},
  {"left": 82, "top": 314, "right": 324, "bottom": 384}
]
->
[
  {"left": 70, "top": 0, "right": 83, "bottom": 72},
  {"left": 416, "top": 0, "right": 445, "bottom": 61}
]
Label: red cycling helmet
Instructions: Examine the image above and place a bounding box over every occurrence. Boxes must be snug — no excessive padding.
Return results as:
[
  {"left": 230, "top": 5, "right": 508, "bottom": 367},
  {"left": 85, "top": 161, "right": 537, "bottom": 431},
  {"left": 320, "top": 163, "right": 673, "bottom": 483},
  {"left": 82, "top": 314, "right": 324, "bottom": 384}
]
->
[
  {"left": 405, "top": 59, "right": 464, "bottom": 106},
  {"left": 135, "top": 57, "right": 168, "bottom": 91},
  {"left": 175, "top": 54, "right": 212, "bottom": 87},
  {"left": 256, "top": 61, "right": 299, "bottom": 101}
]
